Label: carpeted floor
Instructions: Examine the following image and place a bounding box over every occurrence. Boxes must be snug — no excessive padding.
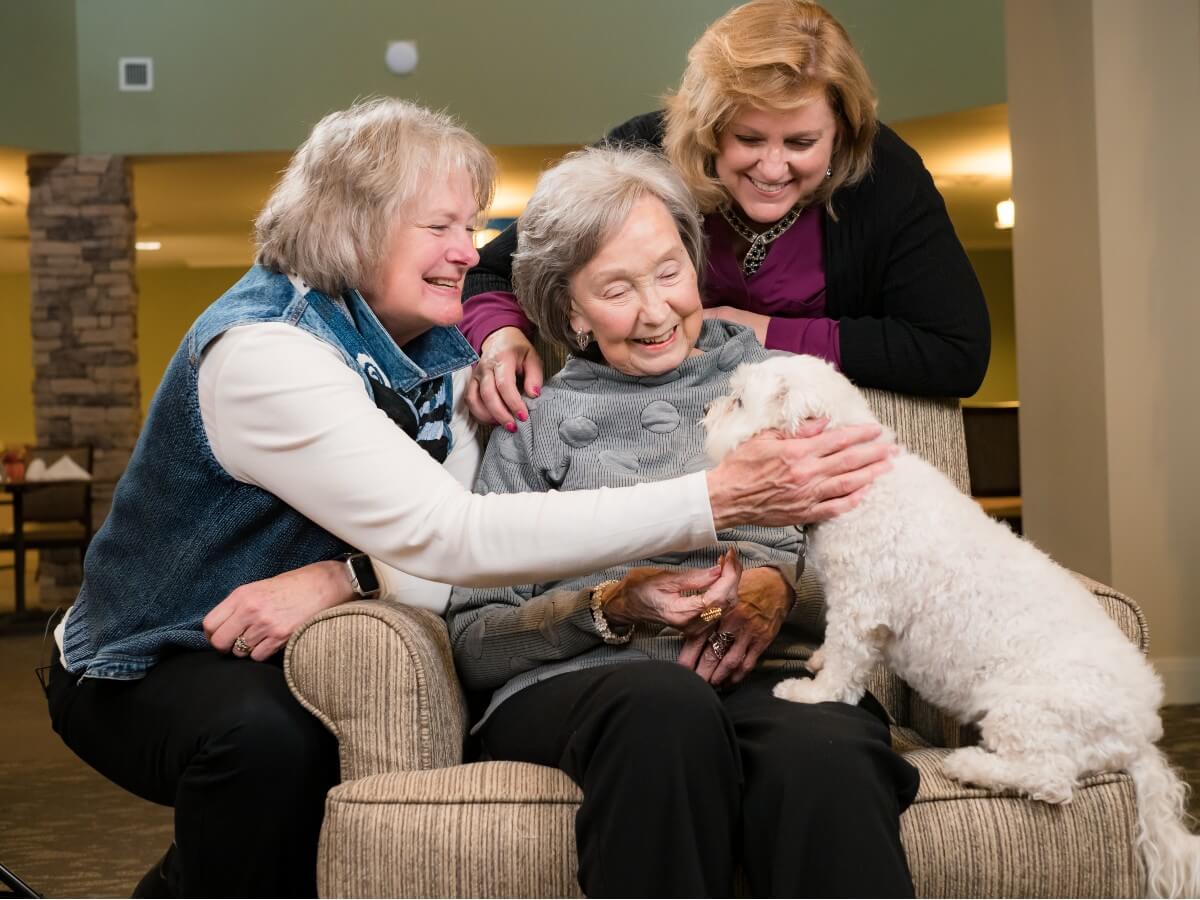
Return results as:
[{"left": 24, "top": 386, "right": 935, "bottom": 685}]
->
[{"left": 0, "top": 626, "right": 172, "bottom": 899}]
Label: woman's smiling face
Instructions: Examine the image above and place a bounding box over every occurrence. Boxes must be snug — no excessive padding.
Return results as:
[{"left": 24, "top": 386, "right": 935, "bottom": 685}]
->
[
  {"left": 567, "top": 195, "right": 704, "bottom": 377},
  {"left": 360, "top": 169, "right": 481, "bottom": 346},
  {"left": 714, "top": 98, "right": 838, "bottom": 224}
]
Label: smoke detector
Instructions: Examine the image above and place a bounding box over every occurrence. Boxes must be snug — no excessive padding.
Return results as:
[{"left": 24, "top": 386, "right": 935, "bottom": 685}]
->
[
  {"left": 119, "top": 57, "right": 154, "bottom": 91},
  {"left": 385, "top": 42, "right": 418, "bottom": 75}
]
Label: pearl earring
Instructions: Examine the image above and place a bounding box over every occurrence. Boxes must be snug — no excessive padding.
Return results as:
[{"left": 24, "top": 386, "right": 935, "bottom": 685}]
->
[{"left": 826, "top": 166, "right": 833, "bottom": 179}]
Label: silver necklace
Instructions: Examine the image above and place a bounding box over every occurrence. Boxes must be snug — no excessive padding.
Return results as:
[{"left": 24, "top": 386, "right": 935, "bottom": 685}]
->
[{"left": 718, "top": 201, "right": 805, "bottom": 276}]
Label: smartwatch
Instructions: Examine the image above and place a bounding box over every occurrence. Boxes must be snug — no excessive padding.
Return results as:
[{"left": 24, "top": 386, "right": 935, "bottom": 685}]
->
[{"left": 340, "top": 552, "right": 381, "bottom": 600}]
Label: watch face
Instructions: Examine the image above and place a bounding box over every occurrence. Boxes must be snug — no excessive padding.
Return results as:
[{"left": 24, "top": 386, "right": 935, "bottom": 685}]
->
[{"left": 348, "top": 554, "right": 380, "bottom": 595}]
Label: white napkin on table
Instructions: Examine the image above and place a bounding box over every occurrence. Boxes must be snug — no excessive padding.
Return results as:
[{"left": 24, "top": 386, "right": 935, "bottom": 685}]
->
[{"left": 25, "top": 456, "right": 92, "bottom": 481}]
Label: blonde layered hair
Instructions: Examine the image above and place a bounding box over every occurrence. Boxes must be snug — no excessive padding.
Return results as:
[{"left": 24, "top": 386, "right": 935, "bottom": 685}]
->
[
  {"left": 663, "top": 0, "right": 878, "bottom": 215},
  {"left": 256, "top": 98, "right": 495, "bottom": 297},
  {"left": 513, "top": 147, "right": 705, "bottom": 355}
]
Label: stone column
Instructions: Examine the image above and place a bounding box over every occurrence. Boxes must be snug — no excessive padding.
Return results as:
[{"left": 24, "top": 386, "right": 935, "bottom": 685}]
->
[{"left": 26, "top": 155, "right": 141, "bottom": 606}]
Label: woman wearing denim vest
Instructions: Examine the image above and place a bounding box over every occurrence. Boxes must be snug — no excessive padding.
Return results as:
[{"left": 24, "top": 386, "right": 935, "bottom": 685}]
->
[{"left": 44, "top": 99, "right": 895, "bottom": 897}]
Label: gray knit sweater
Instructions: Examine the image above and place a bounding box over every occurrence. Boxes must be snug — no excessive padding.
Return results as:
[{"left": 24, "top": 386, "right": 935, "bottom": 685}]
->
[{"left": 447, "top": 320, "right": 809, "bottom": 729}]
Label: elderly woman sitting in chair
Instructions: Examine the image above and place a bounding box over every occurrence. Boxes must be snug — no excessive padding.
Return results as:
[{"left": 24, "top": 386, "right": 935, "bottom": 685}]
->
[{"left": 447, "top": 147, "right": 919, "bottom": 898}]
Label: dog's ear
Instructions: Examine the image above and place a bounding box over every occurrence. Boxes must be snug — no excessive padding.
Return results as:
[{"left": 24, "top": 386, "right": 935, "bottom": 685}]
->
[
  {"left": 772, "top": 357, "right": 879, "bottom": 429},
  {"left": 773, "top": 372, "right": 827, "bottom": 428}
]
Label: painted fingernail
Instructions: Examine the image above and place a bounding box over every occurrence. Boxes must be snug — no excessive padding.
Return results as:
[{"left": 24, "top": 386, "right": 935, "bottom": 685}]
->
[
  {"left": 505, "top": 422, "right": 517, "bottom": 433},
  {"left": 530, "top": 386, "right": 541, "bottom": 398},
  {"left": 517, "top": 411, "right": 528, "bottom": 422}
]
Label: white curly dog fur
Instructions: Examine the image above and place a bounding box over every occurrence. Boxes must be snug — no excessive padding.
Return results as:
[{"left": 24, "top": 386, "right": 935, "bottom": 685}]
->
[{"left": 702, "top": 354, "right": 1200, "bottom": 898}]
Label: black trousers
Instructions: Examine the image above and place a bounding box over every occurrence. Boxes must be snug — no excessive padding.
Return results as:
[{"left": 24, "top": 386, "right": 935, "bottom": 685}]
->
[
  {"left": 481, "top": 661, "right": 920, "bottom": 898},
  {"left": 45, "top": 648, "right": 339, "bottom": 898}
]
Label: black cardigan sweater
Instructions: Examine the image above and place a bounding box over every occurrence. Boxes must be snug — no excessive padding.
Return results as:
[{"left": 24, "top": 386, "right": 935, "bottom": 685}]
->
[{"left": 464, "top": 111, "right": 990, "bottom": 397}]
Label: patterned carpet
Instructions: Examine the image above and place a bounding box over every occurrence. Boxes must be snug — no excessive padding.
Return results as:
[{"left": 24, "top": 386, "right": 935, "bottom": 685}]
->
[{"left": 1, "top": 626, "right": 1197, "bottom": 898}]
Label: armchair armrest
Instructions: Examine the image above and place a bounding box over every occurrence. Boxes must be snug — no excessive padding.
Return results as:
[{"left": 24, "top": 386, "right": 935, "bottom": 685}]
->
[
  {"left": 285, "top": 600, "right": 467, "bottom": 782},
  {"left": 899, "top": 571, "right": 1149, "bottom": 748}
]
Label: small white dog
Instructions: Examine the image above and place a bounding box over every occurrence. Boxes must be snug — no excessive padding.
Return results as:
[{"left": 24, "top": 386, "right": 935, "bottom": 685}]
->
[{"left": 703, "top": 354, "right": 1200, "bottom": 898}]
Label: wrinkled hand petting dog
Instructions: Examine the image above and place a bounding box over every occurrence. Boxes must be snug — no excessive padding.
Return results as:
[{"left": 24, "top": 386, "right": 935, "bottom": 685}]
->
[{"left": 702, "top": 354, "right": 1200, "bottom": 898}]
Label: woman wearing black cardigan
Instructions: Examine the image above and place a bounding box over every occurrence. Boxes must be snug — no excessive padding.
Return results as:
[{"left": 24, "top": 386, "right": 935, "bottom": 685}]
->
[{"left": 461, "top": 0, "right": 990, "bottom": 428}]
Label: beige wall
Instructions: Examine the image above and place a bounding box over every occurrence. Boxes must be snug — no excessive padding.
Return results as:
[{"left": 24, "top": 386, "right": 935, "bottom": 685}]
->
[
  {"left": 135, "top": 267, "right": 247, "bottom": 411},
  {"left": 0, "top": 272, "right": 34, "bottom": 446},
  {"left": 1006, "top": 0, "right": 1200, "bottom": 701}
]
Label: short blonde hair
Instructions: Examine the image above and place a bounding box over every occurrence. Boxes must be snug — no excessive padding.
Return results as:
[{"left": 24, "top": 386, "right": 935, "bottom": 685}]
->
[
  {"left": 256, "top": 97, "right": 495, "bottom": 297},
  {"left": 513, "top": 147, "right": 705, "bottom": 356},
  {"left": 663, "top": 0, "right": 878, "bottom": 216}
]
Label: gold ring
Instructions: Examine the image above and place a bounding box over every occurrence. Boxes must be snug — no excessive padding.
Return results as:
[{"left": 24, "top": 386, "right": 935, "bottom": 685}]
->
[
  {"left": 699, "top": 606, "right": 723, "bottom": 624},
  {"left": 233, "top": 636, "right": 251, "bottom": 656}
]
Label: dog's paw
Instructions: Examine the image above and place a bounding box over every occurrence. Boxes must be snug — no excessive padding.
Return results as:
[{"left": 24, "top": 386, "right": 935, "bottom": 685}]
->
[
  {"left": 942, "top": 747, "right": 1076, "bottom": 805},
  {"left": 941, "top": 747, "right": 992, "bottom": 788},
  {"left": 774, "top": 677, "right": 839, "bottom": 704},
  {"left": 806, "top": 648, "right": 825, "bottom": 673}
]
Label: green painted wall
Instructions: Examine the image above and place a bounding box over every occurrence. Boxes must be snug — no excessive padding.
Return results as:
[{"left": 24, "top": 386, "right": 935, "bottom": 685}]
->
[
  {"left": 966, "top": 248, "right": 1018, "bottom": 403},
  {"left": 2, "top": 0, "right": 1005, "bottom": 154},
  {"left": 72, "top": 0, "right": 737, "bottom": 153},
  {"left": 0, "top": 1, "right": 80, "bottom": 152},
  {"left": 827, "top": 0, "right": 1007, "bottom": 122}
]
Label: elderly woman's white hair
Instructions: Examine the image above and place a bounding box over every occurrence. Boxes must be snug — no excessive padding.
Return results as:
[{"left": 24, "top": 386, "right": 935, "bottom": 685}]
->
[
  {"left": 256, "top": 97, "right": 495, "bottom": 297},
  {"left": 513, "top": 146, "right": 706, "bottom": 354}
]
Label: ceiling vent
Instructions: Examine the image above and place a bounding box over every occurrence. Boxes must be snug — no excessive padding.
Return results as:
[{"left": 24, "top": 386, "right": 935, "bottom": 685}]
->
[{"left": 119, "top": 57, "right": 154, "bottom": 91}]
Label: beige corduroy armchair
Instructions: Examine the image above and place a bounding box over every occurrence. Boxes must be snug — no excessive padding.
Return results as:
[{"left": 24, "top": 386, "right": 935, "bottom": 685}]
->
[{"left": 285, "top": 386, "right": 1147, "bottom": 898}]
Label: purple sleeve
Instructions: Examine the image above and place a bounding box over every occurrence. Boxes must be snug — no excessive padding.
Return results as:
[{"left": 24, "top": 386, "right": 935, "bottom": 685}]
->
[
  {"left": 458, "top": 291, "right": 535, "bottom": 354},
  {"left": 764, "top": 317, "right": 844, "bottom": 371}
]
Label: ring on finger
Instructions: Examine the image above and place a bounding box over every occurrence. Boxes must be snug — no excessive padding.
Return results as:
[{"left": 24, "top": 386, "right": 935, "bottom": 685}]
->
[
  {"left": 698, "top": 606, "right": 723, "bottom": 624},
  {"left": 709, "top": 630, "right": 735, "bottom": 659},
  {"left": 232, "top": 635, "right": 251, "bottom": 656}
]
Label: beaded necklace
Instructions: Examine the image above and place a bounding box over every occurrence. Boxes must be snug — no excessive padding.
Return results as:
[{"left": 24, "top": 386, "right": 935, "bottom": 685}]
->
[{"left": 718, "top": 201, "right": 805, "bottom": 276}]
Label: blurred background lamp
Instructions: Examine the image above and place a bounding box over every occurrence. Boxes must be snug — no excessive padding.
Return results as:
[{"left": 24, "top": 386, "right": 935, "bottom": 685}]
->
[
  {"left": 474, "top": 228, "right": 501, "bottom": 249},
  {"left": 135, "top": 241, "right": 162, "bottom": 251},
  {"left": 995, "top": 198, "right": 1015, "bottom": 230}
]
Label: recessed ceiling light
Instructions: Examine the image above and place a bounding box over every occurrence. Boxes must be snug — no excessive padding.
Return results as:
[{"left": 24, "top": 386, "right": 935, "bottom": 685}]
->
[{"left": 136, "top": 240, "right": 162, "bottom": 251}]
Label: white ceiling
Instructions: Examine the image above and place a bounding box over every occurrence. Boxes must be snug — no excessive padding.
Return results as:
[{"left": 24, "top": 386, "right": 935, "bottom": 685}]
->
[{"left": 0, "top": 104, "right": 1011, "bottom": 273}]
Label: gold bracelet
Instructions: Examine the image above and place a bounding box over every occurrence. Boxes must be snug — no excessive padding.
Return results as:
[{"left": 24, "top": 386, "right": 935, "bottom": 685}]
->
[{"left": 589, "top": 580, "right": 632, "bottom": 645}]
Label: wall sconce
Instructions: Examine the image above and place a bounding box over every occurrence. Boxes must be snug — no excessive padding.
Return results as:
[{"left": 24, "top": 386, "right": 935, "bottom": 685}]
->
[{"left": 995, "top": 199, "right": 1015, "bottom": 230}]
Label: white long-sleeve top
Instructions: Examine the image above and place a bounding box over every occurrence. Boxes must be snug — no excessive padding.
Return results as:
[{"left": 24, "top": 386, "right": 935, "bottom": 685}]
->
[
  {"left": 196, "top": 322, "right": 716, "bottom": 608},
  {"left": 57, "top": 321, "right": 717, "bottom": 649}
]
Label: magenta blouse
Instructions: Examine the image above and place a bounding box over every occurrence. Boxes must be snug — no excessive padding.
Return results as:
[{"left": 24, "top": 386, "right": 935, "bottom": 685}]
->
[{"left": 460, "top": 206, "right": 841, "bottom": 369}]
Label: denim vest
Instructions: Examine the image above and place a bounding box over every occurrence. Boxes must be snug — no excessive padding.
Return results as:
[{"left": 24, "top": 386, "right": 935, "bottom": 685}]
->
[{"left": 61, "top": 265, "right": 477, "bottom": 679}]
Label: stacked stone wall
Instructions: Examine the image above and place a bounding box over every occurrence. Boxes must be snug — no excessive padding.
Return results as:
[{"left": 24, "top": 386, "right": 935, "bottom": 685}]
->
[{"left": 26, "top": 155, "right": 141, "bottom": 606}]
